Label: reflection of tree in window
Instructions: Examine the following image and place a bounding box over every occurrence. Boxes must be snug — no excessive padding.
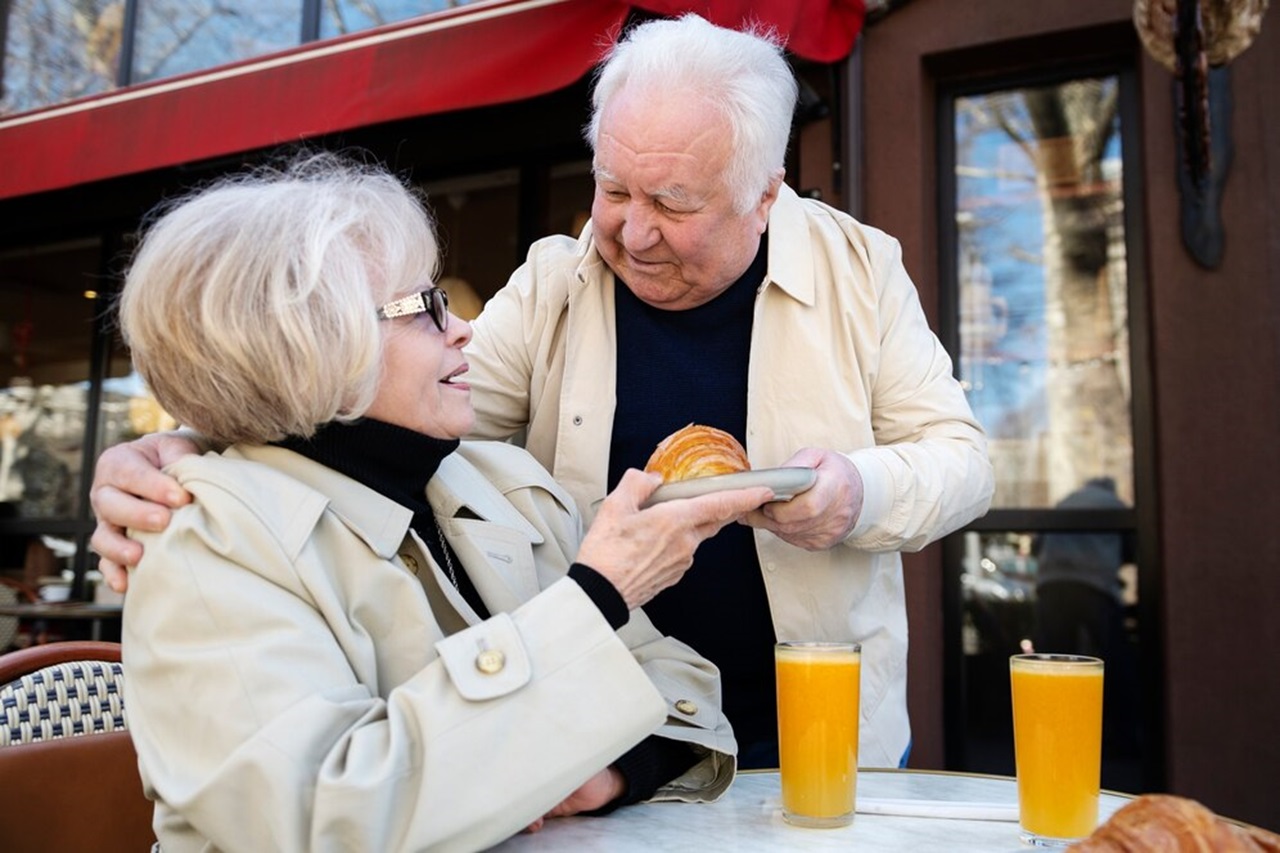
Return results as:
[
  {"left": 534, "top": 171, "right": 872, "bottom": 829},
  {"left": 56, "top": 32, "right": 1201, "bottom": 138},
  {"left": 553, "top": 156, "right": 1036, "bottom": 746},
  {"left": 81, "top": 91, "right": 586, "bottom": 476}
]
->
[
  {"left": 319, "top": 2, "right": 475, "bottom": 38},
  {"left": 133, "top": 2, "right": 299, "bottom": 84},
  {"left": 1, "top": 0, "right": 123, "bottom": 114},
  {"left": 956, "top": 78, "right": 1133, "bottom": 507}
]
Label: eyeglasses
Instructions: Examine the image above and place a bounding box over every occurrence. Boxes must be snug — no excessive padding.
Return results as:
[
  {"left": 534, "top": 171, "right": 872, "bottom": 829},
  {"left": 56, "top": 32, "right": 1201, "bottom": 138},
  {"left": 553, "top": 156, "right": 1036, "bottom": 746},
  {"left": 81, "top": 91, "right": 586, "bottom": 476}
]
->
[{"left": 376, "top": 286, "right": 449, "bottom": 332}]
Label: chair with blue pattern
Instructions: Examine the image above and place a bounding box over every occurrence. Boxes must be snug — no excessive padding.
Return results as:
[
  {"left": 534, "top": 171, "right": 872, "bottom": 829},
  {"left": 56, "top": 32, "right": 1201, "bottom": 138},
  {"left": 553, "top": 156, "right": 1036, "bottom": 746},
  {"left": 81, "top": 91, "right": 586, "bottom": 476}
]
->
[{"left": 0, "top": 640, "right": 156, "bottom": 852}]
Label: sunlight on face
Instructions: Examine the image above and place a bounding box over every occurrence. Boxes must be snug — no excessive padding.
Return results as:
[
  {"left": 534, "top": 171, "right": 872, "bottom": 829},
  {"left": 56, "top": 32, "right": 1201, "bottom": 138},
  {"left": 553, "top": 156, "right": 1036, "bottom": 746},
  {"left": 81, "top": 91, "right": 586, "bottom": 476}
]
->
[
  {"left": 366, "top": 309, "right": 475, "bottom": 439},
  {"left": 590, "top": 88, "right": 777, "bottom": 311}
]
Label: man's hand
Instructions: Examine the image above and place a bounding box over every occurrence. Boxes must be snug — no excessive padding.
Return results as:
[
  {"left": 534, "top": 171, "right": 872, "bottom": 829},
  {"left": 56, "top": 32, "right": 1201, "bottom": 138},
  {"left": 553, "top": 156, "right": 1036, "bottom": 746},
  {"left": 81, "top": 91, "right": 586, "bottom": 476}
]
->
[
  {"left": 523, "top": 767, "right": 626, "bottom": 833},
  {"left": 577, "top": 469, "right": 773, "bottom": 610},
  {"left": 743, "top": 448, "right": 864, "bottom": 550},
  {"left": 89, "top": 432, "right": 200, "bottom": 592}
]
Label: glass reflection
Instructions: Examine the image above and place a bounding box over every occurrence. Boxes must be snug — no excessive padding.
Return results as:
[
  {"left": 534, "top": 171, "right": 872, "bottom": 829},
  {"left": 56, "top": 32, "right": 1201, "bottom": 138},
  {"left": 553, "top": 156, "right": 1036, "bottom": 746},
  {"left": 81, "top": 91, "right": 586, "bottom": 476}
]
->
[
  {"left": 320, "top": 1, "right": 473, "bottom": 37},
  {"left": 954, "top": 77, "right": 1133, "bottom": 509},
  {"left": 961, "top": 527, "right": 1142, "bottom": 792},
  {"left": 1, "top": 0, "right": 121, "bottom": 115},
  {"left": 0, "top": 241, "right": 104, "bottom": 519},
  {"left": 132, "top": 0, "right": 299, "bottom": 83}
]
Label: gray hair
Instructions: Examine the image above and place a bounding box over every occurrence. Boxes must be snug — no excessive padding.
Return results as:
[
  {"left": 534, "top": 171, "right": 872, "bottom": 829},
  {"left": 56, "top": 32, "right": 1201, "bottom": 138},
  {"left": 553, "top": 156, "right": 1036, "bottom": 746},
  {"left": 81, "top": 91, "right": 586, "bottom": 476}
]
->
[
  {"left": 585, "top": 14, "right": 798, "bottom": 214},
  {"left": 118, "top": 152, "right": 439, "bottom": 446}
]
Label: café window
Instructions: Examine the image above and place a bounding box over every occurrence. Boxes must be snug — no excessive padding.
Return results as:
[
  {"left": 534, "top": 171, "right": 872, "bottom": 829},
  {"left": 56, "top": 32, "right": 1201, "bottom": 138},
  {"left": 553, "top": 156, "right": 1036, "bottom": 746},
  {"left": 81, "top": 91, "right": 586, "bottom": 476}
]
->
[
  {"left": 0, "top": 2, "right": 497, "bottom": 115},
  {"left": 0, "top": 238, "right": 110, "bottom": 596},
  {"left": 319, "top": 0, "right": 481, "bottom": 37},
  {"left": 0, "top": 0, "right": 121, "bottom": 114},
  {"left": 938, "top": 65, "right": 1157, "bottom": 793},
  {"left": 131, "top": 0, "right": 301, "bottom": 83}
]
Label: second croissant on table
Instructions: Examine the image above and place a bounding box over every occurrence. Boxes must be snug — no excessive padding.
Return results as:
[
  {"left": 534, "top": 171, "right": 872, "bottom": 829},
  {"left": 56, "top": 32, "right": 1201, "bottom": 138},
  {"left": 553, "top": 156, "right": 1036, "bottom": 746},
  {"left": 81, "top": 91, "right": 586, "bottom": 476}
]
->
[
  {"left": 1070, "top": 794, "right": 1280, "bottom": 853},
  {"left": 644, "top": 423, "right": 750, "bottom": 483}
]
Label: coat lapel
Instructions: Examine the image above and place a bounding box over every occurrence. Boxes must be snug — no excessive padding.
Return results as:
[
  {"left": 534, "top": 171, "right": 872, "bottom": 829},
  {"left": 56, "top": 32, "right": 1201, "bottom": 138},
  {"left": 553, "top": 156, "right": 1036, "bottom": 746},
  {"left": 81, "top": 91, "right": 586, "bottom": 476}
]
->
[{"left": 428, "top": 453, "right": 545, "bottom": 618}]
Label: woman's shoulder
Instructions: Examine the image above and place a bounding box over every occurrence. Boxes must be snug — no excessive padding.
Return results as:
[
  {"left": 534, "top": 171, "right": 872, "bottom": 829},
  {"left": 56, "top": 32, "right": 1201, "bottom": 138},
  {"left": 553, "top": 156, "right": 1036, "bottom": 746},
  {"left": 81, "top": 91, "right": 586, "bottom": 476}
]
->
[{"left": 164, "top": 446, "right": 332, "bottom": 539}]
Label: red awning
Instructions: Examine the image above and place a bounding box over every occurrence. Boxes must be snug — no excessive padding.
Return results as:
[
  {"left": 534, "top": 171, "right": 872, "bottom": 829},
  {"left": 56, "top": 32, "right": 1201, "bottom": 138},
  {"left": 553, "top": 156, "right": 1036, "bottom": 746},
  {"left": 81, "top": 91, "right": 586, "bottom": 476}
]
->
[
  {"left": 0, "top": 0, "right": 864, "bottom": 202},
  {"left": 633, "top": 0, "right": 866, "bottom": 63}
]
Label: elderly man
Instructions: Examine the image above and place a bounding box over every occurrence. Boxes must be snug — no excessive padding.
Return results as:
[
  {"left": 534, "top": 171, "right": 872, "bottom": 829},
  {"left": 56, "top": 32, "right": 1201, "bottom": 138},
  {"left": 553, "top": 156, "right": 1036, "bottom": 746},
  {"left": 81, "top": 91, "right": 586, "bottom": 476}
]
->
[{"left": 90, "top": 14, "right": 993, "bottom": 770}]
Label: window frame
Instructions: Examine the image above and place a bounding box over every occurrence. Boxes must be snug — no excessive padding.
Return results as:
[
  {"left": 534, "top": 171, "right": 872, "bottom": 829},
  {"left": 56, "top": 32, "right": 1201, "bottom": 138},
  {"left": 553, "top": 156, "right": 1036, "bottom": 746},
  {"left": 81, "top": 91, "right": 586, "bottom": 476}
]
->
[{"left": 934, "top": 55, "right": 1164, "bottom": 790}]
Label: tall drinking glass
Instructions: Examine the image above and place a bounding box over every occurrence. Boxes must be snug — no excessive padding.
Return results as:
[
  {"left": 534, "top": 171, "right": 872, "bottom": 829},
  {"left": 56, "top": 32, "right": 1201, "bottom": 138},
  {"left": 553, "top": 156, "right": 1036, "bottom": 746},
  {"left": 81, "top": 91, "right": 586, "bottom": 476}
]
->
[
  {"left": 775, "top": 641, "right": 860, "bottom": 828},
  {"left": 1010, "top": 653, "right": 1105, "bottom": 847}
]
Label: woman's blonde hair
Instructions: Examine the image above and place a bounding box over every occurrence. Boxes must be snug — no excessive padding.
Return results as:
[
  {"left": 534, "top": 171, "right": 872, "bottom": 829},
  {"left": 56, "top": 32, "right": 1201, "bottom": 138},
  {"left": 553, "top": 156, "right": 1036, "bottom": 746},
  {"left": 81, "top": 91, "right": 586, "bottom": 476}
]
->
[{"left": 119, "top": 151, "right": 439, "bottom": 446}]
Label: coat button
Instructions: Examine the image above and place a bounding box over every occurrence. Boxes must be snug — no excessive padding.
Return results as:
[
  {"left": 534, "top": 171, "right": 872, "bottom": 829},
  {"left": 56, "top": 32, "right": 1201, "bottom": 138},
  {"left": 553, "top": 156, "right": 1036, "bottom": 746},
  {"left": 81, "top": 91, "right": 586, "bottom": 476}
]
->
[
  {"left": 401, "top": 554, "right": 419, "bottom": 574},
  {"left": 475, "top": 649, "right": 506, "bottom": 674},
  {"left": 674, "top": 699, "right": 698, "bottom": 716}
]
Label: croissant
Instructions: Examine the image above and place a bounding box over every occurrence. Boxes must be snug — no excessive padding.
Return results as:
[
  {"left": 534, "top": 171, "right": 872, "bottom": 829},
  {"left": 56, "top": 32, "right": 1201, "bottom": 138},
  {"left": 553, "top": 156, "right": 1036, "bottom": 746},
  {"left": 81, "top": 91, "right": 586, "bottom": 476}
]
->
[
  {"left": 644, "top": 423, "right": 750, "bottom": 483},
  {"left": 1070, "top": 794, "right": 1280, "bottom": 853}
]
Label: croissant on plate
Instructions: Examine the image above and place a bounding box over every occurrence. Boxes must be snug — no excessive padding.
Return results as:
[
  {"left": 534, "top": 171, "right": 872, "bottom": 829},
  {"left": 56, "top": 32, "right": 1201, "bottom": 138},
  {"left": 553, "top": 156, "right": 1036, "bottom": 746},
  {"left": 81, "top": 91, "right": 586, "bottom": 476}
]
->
[
  {"left": 1069, "top": 794, "right": 1280, "bottom": 853},
  {"left": 644, "top": 423, "right": 750, "bottom": 483}
]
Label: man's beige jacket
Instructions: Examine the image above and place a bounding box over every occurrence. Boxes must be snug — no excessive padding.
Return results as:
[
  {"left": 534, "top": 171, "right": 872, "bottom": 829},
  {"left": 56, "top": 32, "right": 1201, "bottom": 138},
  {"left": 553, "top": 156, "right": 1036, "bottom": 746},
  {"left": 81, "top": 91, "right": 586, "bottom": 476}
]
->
[{"left": 123, "top": 441, "right": 735, "bottom": 853}]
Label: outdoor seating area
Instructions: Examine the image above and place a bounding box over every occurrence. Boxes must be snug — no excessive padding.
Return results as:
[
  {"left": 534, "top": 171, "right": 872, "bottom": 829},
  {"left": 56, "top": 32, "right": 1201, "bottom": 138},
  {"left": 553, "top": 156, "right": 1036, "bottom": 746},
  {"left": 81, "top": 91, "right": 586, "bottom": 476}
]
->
[{"left": 0, "top": 0, "right": 1276, "bottom": 849}]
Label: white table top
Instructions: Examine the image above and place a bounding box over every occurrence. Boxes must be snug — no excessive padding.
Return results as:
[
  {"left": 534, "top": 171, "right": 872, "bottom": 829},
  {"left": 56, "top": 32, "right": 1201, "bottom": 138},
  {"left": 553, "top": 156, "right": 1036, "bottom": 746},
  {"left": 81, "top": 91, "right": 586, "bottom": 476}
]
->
[{"left": 490, "top": 768, "right": 1132, "bottom": 851}]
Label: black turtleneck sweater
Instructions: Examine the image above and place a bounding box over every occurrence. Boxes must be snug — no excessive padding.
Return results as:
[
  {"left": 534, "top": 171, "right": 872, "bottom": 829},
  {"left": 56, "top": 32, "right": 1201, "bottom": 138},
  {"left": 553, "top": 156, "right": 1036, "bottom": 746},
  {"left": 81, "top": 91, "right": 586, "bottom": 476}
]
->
[{"left": 274, "top": 418, "right": 692, "bottom": 807}]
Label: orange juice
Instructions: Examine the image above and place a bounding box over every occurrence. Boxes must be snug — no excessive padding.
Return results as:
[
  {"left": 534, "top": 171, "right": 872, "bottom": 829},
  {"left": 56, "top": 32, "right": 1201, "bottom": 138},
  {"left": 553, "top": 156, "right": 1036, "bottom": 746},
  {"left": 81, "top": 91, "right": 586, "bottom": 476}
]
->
[
  {"left": 1010, "top": 654, "right": 1104, "bottom": 844},
  {"left": 776, "top": 642, "right": 860, "bottom": 828}
]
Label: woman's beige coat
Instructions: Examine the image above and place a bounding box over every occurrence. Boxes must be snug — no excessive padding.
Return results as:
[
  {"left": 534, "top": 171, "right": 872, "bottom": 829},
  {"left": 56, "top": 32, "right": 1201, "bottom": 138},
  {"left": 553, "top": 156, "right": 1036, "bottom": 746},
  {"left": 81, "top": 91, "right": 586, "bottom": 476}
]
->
[{"left": 123, "top": 441, "right": 735, "bottom": 853}]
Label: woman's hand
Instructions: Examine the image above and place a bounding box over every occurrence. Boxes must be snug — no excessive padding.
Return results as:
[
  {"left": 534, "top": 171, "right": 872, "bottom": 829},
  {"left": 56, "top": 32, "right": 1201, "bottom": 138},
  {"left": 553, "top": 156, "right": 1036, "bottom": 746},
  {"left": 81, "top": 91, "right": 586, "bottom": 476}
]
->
[
  {"left": 577, "top": 469, "right": 773, "bottom": 610},
  {"left": 89, "top": 432, "right": 199, "bottom": 591},
  {"left": 523, "top": 767, "right": 627, "bottom": 833}
]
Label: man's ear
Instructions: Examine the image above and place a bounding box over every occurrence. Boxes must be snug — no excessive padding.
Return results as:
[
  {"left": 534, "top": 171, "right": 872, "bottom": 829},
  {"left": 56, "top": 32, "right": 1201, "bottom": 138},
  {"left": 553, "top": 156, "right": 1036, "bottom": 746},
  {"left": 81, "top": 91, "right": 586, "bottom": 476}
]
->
[{"left": 754, "top": 169, "right": 786, "bottom": 231}]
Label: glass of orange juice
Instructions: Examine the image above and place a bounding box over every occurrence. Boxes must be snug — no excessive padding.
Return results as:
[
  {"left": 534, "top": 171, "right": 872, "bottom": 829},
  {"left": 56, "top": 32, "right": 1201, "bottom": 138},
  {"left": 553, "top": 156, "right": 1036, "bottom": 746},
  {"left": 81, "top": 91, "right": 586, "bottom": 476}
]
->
[
  {"left": 1010, "top": 653, "right": 1105, "bottom": 847},
  {"left": 775, "top": 641, "right": 860, "bottom": 828}
]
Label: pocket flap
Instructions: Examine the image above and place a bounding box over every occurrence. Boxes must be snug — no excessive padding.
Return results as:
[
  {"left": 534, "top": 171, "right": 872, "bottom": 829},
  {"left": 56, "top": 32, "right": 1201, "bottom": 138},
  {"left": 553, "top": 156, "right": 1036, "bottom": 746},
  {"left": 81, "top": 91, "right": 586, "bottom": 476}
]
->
[{"left": 434, "top": 613, "right": 532, "bottom": 701}]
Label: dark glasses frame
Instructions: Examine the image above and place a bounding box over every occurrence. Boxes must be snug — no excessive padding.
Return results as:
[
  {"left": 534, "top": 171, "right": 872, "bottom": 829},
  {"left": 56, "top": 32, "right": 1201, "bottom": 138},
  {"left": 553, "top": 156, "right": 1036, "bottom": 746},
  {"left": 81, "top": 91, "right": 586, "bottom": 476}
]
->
[{"left": 376, "top": 286, "right": 449, "bottom": 332}]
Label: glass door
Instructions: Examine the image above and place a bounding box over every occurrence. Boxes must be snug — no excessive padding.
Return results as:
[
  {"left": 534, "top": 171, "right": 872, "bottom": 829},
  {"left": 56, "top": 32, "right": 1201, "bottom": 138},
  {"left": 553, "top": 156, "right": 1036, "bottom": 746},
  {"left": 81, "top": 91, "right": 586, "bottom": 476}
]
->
[{"left": 938, "top": 66, "right": 1158, "bottom": 793}]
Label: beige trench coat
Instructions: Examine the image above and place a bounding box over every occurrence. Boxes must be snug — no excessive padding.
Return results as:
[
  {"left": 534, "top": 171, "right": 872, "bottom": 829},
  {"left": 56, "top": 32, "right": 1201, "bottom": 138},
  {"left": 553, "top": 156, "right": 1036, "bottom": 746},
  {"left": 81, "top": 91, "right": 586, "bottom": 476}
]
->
[{"left": 123, "top": 441, "right": 735, "bottom": 853}]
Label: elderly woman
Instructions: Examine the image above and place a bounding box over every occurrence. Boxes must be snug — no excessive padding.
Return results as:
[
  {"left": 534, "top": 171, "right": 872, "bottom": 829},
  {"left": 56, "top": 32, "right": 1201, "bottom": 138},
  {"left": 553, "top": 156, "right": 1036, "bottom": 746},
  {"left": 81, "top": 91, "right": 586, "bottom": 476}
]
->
[{"left": 116, "top": 154, "right": 771, "bottom": 852}]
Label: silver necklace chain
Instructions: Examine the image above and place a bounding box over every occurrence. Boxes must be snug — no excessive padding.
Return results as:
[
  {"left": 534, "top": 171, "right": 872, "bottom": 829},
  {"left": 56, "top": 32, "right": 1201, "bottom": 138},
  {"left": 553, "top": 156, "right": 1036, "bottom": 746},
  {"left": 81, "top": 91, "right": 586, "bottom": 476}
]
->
[{"left": 432, "top": 515, "right": 459, "bottom": 590}]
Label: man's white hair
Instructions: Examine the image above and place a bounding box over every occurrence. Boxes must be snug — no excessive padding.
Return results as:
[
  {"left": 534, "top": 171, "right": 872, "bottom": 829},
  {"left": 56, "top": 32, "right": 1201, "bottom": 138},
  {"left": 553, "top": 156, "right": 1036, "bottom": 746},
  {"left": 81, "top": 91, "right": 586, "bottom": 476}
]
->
[{"left": 585, "top": 14, "right": 798, "bottom": 214}]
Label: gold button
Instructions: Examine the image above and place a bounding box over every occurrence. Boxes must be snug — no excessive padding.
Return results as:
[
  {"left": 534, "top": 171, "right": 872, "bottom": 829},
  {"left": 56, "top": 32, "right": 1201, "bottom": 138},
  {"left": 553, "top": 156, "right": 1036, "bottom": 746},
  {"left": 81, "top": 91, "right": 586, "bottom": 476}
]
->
[
  {"left": 401, "top": 554, "right": 419, "bottom": 574},
  {"left": 475, "top": 649, "right": 506, "bottom": 675},
  {"left": 674, "top": 699, "right": 698, "bottom": 716}
]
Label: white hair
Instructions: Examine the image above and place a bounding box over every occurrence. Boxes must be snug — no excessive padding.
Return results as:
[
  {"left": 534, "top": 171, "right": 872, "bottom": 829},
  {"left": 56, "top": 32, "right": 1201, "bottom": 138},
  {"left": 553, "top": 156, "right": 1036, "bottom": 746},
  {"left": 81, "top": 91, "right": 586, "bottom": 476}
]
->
[
  {"left": 585, "top": 13, "right": 798, "bottom": 213},
  {"left": 119, "top": 152, "right": 439, "bottom": 446}
]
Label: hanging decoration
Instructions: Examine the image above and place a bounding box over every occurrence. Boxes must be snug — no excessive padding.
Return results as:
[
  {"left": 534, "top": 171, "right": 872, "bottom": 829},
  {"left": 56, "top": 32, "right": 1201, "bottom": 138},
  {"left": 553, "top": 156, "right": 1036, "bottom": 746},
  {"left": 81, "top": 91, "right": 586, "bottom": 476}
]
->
[{"left": 1133, "top": 0, "right": 1269, "bottom": 268}]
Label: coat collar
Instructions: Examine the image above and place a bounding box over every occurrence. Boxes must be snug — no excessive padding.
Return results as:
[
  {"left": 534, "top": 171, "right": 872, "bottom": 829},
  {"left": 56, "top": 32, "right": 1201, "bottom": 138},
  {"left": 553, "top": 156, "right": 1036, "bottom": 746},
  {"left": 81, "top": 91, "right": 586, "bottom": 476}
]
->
[
  {"left": 232, "top": 444, "right": 544, "bottom": 558},
  {"left": 231, "top": 444, "right": 545, "bottom": 619},
  {"left": 427, "top": 451, "right": 544, "bottom": 543},
  {"left": 763, "top": 183, "right": 817, "bottom": 307}
]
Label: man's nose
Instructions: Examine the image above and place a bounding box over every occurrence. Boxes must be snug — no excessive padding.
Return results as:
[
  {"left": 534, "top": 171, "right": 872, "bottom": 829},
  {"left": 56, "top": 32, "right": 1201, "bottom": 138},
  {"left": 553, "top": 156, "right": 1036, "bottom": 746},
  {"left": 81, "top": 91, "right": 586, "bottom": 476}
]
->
[{"left": 620, "top": 203, "right": 661, "bottom": 252}]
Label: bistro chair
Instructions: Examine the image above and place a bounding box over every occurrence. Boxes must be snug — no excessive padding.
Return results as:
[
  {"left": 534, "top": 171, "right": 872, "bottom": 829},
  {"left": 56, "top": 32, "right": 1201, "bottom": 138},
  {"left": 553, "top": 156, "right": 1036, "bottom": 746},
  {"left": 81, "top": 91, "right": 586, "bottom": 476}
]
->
[{"left": 0, "top": 640, "right": 156, "bottom": 852}]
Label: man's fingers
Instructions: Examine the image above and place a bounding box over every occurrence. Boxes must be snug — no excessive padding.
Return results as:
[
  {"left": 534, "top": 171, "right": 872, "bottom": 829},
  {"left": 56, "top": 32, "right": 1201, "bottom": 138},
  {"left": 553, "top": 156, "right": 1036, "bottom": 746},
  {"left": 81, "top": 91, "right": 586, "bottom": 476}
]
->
[
  {"left": 91, "top": 485, "right": 174, "bottom": 534},
  {"left": 91, "top": 441, "right": 192, "bottom": 509},
  {"left": 96, "top": 558, "right": 131, "bottom": 594},
  {"left": 90, "top": 517, "right": 144, "bottom": 563}
]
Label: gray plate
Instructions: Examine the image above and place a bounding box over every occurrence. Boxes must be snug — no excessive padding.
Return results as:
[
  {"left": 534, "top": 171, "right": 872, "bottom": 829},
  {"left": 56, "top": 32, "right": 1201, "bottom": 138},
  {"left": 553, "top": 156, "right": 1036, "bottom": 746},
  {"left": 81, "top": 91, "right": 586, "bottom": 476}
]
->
[{"left": 643, "top": 467, "right": 817, "bottom": 507}]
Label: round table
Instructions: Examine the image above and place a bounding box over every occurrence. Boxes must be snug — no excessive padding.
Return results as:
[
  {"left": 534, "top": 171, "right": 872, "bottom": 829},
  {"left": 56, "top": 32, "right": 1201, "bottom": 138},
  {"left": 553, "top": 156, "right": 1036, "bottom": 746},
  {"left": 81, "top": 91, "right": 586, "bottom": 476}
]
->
[{"left": 490, "top": 768, "right": 1132, "bottom": 851}]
